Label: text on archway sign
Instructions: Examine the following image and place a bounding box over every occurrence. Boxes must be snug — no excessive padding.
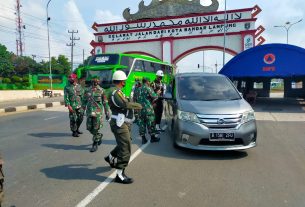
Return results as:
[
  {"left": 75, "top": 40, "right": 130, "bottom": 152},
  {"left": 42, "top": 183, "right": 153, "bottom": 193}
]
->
[{"left": 95, "top": 9, "right": 255, "bottom": 43}]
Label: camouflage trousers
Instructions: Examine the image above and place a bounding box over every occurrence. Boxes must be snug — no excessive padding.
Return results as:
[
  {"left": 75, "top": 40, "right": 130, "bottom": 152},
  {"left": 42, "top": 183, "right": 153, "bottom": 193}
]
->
[
  {"left": 0, "top": 158, "right": 4, "bottom": 206},
  {"left": 69, "top": 108, "right": 84, "bottom": 132},
  {"left": 86, "top": 115, "right": 103, "bottom": 143},
  {"left": 138, "top": 112, "right": 156, "bottom": 136}
]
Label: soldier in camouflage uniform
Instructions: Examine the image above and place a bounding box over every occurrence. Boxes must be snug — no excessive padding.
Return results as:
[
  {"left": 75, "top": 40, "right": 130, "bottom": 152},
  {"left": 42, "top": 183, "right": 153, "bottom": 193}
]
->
[
  {"left": 0, "top": 154, "right": 4, "bottom": 207},
  {"left": 64, "top": 73, "right": 85, "bottom": 137},
  {"left": 134, "top": 78, "right": 160, "bottom": 144},
  {"left": 83, "top": 76, "right": 110, "bottom": 153},
  {"left": 131, "top": 79, "right": 142, "bottom": 125},
  {"left": 104, "top": 70, "right": 142, "bottom": 184},
  {"left": 151, "top": 70, "right": 166, "bottom": 132}
]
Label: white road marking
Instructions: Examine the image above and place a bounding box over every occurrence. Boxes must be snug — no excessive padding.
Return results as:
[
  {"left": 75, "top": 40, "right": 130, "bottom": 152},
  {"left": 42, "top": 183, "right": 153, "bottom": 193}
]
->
[
  {"left": 44, "top": 116, "right": 58, "bottom": 121},
  {"left": 75, "top": 136, "right": 154, "bottom": 207}
]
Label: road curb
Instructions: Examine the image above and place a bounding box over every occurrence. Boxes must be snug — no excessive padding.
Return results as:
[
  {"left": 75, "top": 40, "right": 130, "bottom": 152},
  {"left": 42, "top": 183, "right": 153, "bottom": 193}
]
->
[{"left": 0, "top": 101, "right": 65, "bottom": 114}]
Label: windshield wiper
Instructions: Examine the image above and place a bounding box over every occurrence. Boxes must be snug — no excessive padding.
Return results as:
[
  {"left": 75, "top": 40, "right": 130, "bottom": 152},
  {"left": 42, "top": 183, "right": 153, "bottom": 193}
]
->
[
  {"left": 226, "top": 98, "right": 241, "bottom": 100},
  {"left": 202, "top": 99, "right": 222, "bottom": 101}
]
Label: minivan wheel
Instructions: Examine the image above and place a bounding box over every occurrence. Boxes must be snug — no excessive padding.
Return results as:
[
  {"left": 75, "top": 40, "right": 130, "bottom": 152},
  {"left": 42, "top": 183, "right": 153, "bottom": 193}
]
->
[{"left": 173, "top": 141, "right": 180, "bottom": 149}]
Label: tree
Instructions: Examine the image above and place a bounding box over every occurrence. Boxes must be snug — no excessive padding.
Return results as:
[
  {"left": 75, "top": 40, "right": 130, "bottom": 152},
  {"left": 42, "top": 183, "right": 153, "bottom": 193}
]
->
[
  {"left": 43, "top": 55, "right": 71, "bottom": 76},
  {"left": 0, "top": 44, "right": 14, "bottom": 77},
  {"left": 11, "top": 55, "right": 38, "bottom": 76},
  {"left": 57, "top": 55, "right": 70, "bottom": 76}
]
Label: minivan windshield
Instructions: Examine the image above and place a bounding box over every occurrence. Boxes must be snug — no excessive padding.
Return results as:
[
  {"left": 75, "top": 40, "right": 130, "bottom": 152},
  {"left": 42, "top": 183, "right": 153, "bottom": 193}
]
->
[{"left": 177, "top": 76, "right": 241, "bottom": 101}]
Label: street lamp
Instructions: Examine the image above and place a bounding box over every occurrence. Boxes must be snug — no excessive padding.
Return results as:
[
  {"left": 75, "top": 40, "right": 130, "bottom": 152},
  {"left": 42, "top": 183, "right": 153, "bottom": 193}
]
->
[
  {"left": 274, "top": 19, "right": 303, "bottom": 44},
  {"left": 46, "top": 0, "right": 53, "bottom": 91},
  {"left": 222, "top": 0, "right": 227, "bottom": 66}
]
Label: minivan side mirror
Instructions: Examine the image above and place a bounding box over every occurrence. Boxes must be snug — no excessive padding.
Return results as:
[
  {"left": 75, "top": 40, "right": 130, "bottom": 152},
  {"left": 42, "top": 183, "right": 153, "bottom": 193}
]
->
[{"left": 164, "top": 92, "right": 173, "bottom": 100}]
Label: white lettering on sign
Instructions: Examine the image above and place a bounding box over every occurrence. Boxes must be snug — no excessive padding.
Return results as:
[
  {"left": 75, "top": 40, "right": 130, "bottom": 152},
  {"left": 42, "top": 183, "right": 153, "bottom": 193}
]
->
[
  {"left": 96, "top": 21, "right": 255, "bottom": 43},
  {"left": 95, "top": 56, "right": 109, "bottom": 63},
  {"left": 97, "top": 10, "right": 253, "bottom": 33}
]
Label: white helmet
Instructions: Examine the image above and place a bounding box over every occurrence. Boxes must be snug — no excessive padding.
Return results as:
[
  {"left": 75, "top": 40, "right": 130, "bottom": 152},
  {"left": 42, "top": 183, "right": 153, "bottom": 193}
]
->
[
  {"left": 113, "top": 70, "right": 127, "bottom": 81},
  {"left": 156, "top": 70, "right": 164, "bottom": 77}
]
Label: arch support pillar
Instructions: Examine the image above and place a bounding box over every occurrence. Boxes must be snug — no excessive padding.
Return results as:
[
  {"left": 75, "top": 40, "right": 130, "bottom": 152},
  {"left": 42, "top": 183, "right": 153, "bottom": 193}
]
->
[{"left": 161, "top": 38, "right": 174, "bottom": 64}]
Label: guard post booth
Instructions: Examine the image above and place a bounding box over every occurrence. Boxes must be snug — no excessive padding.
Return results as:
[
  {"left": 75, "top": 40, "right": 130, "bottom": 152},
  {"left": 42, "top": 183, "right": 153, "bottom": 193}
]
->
[{"left": 219, "top": 43, "right": 305, "bottom": 98}]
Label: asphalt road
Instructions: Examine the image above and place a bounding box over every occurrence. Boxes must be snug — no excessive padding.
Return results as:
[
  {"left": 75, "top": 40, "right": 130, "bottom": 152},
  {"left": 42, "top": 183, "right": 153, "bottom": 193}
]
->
[{"left": 1, "top": 105, "right": 305, "bottom": 207}]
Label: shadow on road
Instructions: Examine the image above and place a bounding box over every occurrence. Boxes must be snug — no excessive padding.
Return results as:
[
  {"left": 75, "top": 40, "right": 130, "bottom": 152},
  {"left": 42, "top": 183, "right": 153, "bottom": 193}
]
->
[
  {"left": 40, "top": 164, "right": 110, "bottom": 182},
  {"left": 28, "top": 132, "right": 72, "bottom": 138},
  {"left": 42, "top": 143, "right": 92, "bottom": 151},
  {"left": 143, "top": 144, "right": 248, "bottom": 161},
  {"left": 41, "top": 139, "right": 117, "bottom": 151},
  {"left": 141, "top": 129, "right": 248, "bottom": 161}
]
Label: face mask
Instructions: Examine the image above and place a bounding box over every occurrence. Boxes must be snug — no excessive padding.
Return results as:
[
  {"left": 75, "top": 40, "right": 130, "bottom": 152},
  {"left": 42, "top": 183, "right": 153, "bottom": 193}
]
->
[
  {"left": 69, "top": 79, "right": 75, "bottom": 84},
  {"left": 122, "top": 81, "right": 126, "bottom": 88}
]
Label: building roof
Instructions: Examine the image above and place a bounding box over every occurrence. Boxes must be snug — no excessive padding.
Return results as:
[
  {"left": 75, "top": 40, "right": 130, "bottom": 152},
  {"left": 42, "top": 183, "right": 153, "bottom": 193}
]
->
[{"left": 219, "top": 44, "right": 305, "bottom": 78}]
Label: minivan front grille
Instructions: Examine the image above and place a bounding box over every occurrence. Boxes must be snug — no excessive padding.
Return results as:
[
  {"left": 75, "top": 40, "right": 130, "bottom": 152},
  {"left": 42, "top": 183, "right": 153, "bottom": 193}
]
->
[{"left": 196, "top": 114, "right": 242, "bottom": 129}]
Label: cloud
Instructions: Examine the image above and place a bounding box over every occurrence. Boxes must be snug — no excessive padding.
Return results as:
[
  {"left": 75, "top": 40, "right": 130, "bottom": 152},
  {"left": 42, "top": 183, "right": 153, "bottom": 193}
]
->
[
  {"left": 94, "top": 10, "right": 124, "bottom": 24},
  {"left": 0, "top": 0, "right": 19, "bottom": 50},
  {"left": 62, "top": 0, "right": 94, "bottom": 66}
]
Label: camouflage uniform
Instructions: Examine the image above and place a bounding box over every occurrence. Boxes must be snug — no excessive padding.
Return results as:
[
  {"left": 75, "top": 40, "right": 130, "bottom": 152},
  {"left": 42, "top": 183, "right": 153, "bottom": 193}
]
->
[
  {"left": 64, "top": 82, "right": 85, "bottom": 136},
  {"left": 0, "top": 155, "right": 4, "bottom": 206},
  {"left": 83, "top": 83, "right": 110, "bottom": 152},
  {"left": 132, "top": 80, "right": 142, "bottom": 125},
  {"left": 151, "top": 79, "right": 166, "bottom": 129},
  {"left": 134, "top": 84, "right": 158, "bottom": 140}
]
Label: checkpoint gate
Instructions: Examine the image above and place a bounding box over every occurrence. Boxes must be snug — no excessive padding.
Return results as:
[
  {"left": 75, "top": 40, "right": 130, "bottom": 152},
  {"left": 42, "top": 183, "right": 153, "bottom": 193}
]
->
[{"left": 90, "top": 0, "right": 264, "bottom": 65}]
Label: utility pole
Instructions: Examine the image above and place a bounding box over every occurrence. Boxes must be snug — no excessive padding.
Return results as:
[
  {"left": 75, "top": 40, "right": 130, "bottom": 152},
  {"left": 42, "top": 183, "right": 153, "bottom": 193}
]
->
[
  {"left": 222, "top": 0, "right": 227, "bottom": 66},
  {"left": 83, "top": 49, "right": 85, "bottom": 65},
  {"left": 31, "top": 54, "right": 36, "bottom": 61},
  {"left": 15, "top": 0, "right": 24, "bottom": 56},
  {"left": 67, "top": 30, "right": 80, "bottom": 72},
  {"left": 202, "top": 51, "right": 205, "bottom": 73},
  {"left": 16, "top": 40, "right": 19, "bottom": 56}
]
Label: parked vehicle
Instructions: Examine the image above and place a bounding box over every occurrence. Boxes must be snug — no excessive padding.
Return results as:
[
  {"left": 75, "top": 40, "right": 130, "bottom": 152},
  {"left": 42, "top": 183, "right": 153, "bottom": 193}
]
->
[
  {"left": 163, "top": 73, "right": 257, "bottom": 151},
  {"left": 75, "top": 53, "right": 174, "bottom": 97}
]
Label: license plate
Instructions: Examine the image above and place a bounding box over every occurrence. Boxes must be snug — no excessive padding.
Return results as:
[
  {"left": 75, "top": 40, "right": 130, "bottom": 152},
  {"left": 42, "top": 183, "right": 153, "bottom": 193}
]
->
[{"left": 209, "top": 133, "right": 235, "bottom": 141}]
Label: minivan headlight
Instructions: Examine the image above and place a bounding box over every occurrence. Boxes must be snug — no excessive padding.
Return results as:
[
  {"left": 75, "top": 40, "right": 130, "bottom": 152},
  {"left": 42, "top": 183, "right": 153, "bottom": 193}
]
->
[
  {"left": 241, "top": 110, "right": 255, "bottom": 124},
  {"left": 177, "top": 110, "right": 200, "bottom": 123}
]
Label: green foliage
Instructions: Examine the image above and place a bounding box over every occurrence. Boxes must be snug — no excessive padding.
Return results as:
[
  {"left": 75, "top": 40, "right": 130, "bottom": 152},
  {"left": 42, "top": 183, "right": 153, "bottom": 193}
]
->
[
  {"left": 0, "top": 44, "right": 14, "bottom": 77},
  {"left": 2, "top": 77, "right": 11, "bottom": 84},
  {"left": 0, "top": 42, "right": 71, "bottom": 79},
  {"left": 11, "top": 75, "right": 22, "bottom": 83},
  {"left": 22, "top": 76, "right": 29, "bottom": 83}
]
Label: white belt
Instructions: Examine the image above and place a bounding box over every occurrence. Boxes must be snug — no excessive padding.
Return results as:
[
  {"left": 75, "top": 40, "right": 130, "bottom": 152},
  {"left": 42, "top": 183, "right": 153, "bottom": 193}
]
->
[{"left": 111, "top": 115, "right": 133, "bottom": 123}]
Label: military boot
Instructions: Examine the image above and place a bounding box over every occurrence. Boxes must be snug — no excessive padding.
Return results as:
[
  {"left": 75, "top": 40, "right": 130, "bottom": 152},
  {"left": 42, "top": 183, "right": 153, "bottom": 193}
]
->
[
  {"left": 156, "top": 124, "right": 165, "bottom": 132},
  {"left": 90, "top": 142, "right": 98, "bottom": 153},
  {"left": 76, "top": 128, "right": 83, "bottom": 134},
  {"left": 104, "top": 155, "right": 115, "bottom": 168},
  {"left": 150, "top": 135, "right": 160, "bottom": 143},
  {"left": 141, "top": 135, "right": 148, "bottom": 144},
  {"left": 97, "top": 133, "right": 103, "bottom": 145},
  {"left": 72, "top": 131, "right": 79, "bottom": 137},
  {"left": 115, "top": 169, "right": 133, "bottom": 184}
]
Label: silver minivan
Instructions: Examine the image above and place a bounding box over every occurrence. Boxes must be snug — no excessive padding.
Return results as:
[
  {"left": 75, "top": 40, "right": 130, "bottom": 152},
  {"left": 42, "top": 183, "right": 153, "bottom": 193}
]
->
[{"left": 164, "top": 73, "right": 257, "bottom": 151}]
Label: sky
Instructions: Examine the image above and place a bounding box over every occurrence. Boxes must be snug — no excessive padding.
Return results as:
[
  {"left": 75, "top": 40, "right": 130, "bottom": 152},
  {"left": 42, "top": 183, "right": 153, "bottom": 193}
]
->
[{"left": 0, "top": 0, "right": 304, "bottom": 71}]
